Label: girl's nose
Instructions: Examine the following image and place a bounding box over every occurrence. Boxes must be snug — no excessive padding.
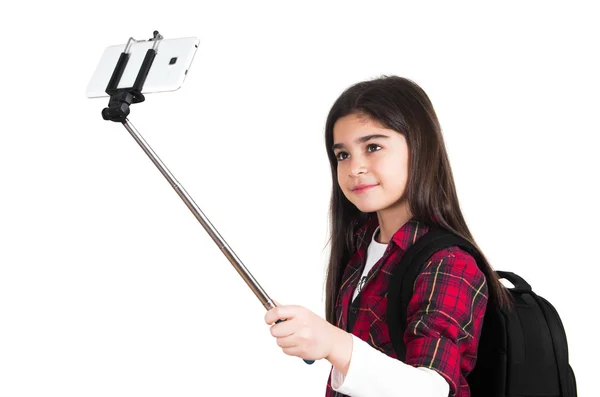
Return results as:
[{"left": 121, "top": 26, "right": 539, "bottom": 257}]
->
[{"left": 349, "top": 155, "right": 367, "bottom": 176}]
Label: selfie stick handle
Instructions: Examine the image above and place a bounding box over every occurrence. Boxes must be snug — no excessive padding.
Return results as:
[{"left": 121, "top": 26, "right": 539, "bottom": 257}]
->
[{"left": 101, "top": 32, "right": 314, "bottom": 365}]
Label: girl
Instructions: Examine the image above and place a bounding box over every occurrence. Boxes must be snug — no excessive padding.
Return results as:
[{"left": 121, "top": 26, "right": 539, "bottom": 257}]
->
[{"left": 264, "top": 76, "right": 511, "bottom": 397}]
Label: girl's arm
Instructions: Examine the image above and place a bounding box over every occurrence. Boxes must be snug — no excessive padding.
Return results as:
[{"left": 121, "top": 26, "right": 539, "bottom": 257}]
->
[{"left": 330, "top": 334, "right": 450, "bottom": 397}]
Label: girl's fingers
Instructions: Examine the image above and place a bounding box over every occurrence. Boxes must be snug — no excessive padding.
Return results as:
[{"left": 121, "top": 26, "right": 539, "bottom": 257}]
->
[
  {"left": 264, "top": 305, "right": 297, "bottom": 325},
  {"left": 282, "top": 346, "right": 306, "bottom": 358},
  {"left": 264, "top": 307, "right": 278, "bottom": 325},
  {"left": 270, "top": 317, "right": 296, "bottom": 338},
  {"left": 276, "top": 334, "right": 297, "bottom": 348}
]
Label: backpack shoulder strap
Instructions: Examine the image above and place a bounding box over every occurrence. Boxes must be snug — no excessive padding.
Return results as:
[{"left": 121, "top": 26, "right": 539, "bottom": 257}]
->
[{"left": 387, "top": 227, "right": 483, "bottom": 361}]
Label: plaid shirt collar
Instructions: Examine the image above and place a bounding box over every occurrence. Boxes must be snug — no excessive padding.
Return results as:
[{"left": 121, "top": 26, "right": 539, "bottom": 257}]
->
[{"left": 353, "top": 214, "right": 428, "bottom": 254}]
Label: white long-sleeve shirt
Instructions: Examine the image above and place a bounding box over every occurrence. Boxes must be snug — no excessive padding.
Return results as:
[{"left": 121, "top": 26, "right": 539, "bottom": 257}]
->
[{"left": 330, "top": 226, "right": 450, "bottom": 397}]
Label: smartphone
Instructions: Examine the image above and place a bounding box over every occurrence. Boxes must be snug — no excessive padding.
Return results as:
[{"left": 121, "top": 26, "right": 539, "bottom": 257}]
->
[{"left": 86, "top": 36, "right": 199, "bottom": 98}]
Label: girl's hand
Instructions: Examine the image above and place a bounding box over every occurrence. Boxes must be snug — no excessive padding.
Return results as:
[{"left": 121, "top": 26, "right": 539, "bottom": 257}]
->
[{"left": 264, "top": 303, "right": 352, "bottom": 370}]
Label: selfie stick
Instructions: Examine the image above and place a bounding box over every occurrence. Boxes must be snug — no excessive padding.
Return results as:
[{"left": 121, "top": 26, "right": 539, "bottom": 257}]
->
[{"left": 100, "top": 31, "right": 314, "bottom": 365}]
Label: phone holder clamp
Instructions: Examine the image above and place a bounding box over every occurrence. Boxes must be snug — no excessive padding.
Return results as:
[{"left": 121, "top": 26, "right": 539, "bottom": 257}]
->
[{"left": 101, "top": 31, "right": 163, "bottom": 122}]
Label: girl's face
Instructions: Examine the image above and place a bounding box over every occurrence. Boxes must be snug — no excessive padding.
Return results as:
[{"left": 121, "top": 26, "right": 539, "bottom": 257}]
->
[{"left": 332, "top": 113, "right": 410, "bottom": 215}]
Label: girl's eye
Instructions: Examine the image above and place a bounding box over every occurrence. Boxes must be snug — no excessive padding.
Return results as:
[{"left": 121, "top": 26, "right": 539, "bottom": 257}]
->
[
  {"left": 334, "top": 144, "right": 382, "bottom": 161},
  {"left": 367, "top": 143, "right": 381, "bottom": 152},
  {"left": 335, "top": 151, "right": 348, "bottom": 161}
]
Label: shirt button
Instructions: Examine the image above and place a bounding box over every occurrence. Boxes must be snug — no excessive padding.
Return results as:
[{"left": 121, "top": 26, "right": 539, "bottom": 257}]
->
[{"left": 350, "top": 307, "right": 358, "bottom": 314}]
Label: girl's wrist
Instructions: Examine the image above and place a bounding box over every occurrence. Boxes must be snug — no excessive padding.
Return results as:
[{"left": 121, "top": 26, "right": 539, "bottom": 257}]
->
[{"left": 325, "top": 326, "right": 353, "bottom": 376}]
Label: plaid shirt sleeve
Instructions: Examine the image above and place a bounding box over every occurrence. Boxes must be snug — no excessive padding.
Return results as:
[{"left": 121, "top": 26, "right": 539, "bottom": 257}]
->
[{"left": 403, "top": 247, "right": 488, "bottom": 397}]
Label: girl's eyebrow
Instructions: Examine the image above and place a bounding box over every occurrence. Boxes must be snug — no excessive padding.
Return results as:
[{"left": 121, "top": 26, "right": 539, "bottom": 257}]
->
[{"left": 332, "top": 134, "right": 390, "bottom": 151}]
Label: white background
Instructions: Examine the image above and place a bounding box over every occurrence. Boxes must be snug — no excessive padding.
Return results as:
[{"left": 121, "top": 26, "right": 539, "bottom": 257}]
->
[{"left": 1, "top": 1, "right": 598, "bottom": 396}]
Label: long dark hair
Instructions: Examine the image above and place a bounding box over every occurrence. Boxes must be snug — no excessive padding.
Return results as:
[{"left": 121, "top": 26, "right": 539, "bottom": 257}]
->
[{"left": 323, "top": 75, "right": 512, "bottom": 324}]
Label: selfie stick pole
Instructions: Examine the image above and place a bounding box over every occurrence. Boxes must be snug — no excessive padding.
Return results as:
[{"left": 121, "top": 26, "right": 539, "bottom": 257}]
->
[{"left": 100, "top": 32, "right": 314, "bottom": 365}]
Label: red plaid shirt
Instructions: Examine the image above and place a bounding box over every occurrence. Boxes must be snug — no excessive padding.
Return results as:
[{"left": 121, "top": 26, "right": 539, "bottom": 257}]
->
[{"left": 325, "top": 216, "right": 488, "bottom": 397}]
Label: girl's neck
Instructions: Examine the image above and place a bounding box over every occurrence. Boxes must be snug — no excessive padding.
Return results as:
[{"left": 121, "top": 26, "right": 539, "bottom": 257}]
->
[{"left": 375, "top": 200, "right": 412, "bottom": 244}]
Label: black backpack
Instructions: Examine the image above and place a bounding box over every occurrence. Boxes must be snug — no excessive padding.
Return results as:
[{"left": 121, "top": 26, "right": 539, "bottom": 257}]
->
[{"left": 386, "top": 227, "right": 577, "bottom": 397}]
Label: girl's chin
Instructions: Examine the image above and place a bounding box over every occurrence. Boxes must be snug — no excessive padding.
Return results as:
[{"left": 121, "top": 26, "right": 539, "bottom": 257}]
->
[{"left": 353, "top": 202, "right": 384, "bottom": 213}]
